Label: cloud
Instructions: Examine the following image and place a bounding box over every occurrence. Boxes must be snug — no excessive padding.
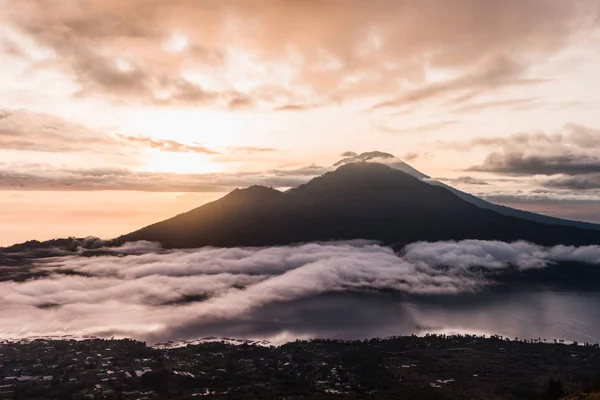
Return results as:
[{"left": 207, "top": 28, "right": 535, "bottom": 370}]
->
[
  {"left": 370, "top": 57, "right": 531, "bottom": 110},
  {"left": 340, "top": 151, "right": 358, "bottom": 157},
  {"left": 116, "top": 134, "right": 218, "bottom": 154},
  {"left": 480, "top": 189, "right": 600, "bottom": 203},
  {"left": 0, "top": 165, "right": 328, "bottom": 191},
  {"left": 0, "top": 108, "right": 126, "bottom": 153},
  {"left": 402, "top": 240, "right": 551, "bottom": 270},
  {"left": 4, "top": 0, "right": 598, "bottom": 108},
  {"left": 451, "top": 124, "right": 600, "bottom": 177},
  {"left": 440, "top": 176, "right": 489, "bottom": 185},
  {"left": 228, "top": 146, "right": 276, "bottom": 153},
  {"left": 449, "top": 97, "right": 539, "bottom": 113},
  {"left": 37, "top": 40, "right": 252, "bottom": 109},
  {"left": 377, "top": 120, "right": 461, "bottom": 135},
  {"left": 1, "top": 239, "right": 600, "bottom": 342},
  {"left": 274, "top": 104, "right": 320, "bottom": 112},
  {"left": 0, "top": 108, "right": 219, "bottom": 157},
  {"left": 402, "top": 152, "right": 420, "bottom": 162},
  {"left": 468, "top": 153, "right": 600, "bottom": 176},
  {"left": 447, "top": 124, "right": 600, "bottom": 152},
  {"left": 478, "top": 190, "right": 600, "bottom": 224},
  {"left": 0, "top": 109, "right": 286, "bottom": 188},
  {"left": 543, "top": 174, "right": 600, "bottom": 190}
]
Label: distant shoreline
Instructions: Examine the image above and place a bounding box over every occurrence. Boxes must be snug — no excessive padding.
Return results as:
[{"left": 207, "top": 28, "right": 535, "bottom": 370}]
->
[{"left": 2, "top": 333, "right": 597, "bottom": 348}]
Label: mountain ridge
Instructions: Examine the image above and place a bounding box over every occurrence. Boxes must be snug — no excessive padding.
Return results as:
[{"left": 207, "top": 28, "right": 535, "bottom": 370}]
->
[
  {"left": 119, "top": 162, "right": 600, "bottom": 248},
  {"left": 4, "top": 154, "right": 598, "bottom": 250},
  {"left": 337, "top": 151, "right": 600, "bottom": 231}
]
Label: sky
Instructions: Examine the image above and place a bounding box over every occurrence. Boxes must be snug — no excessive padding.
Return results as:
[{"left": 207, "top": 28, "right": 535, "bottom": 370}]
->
[{"left": 1, "top": 0, "right": 600, "bottom": 245}]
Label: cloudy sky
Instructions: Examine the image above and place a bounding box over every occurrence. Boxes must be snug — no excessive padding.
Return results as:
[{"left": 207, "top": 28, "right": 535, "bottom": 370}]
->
[{"left": 1, "top": 0, "right": 600, "bottom": 245}]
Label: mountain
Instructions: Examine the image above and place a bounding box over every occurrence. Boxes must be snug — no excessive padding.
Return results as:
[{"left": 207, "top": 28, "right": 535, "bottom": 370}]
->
[
  {"left": 337, "top": 152, "right": 600, "bottom": 231},
  {"left": 425, "top": 180, "right": 600, "bottom": 231},
  {"left": 334, "top": 151, "right": 429, "bottom": 179},
  {"left": 120, "top": 162, "right": 600, "bottom": 248}
]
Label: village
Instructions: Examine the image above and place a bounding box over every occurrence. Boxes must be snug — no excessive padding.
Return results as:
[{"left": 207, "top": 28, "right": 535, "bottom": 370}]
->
[{"left": 1, "top": 334, "right": 600, "bottom": 399}]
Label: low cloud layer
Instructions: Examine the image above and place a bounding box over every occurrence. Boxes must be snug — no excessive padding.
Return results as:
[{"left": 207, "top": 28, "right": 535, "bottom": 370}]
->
[{"left": 1, "top": 240, "right": 600, "bottom": 343}]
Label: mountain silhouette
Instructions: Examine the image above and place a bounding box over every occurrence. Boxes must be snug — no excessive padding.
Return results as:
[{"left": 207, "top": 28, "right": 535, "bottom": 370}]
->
[
  {"left": 120, "top": 162, "right": 600, "bottom": 248},
  {"left": 425, "top": 179, "right": 600, "bottom": 231},
  {"left": 336, "top": 152, "right": 600, "bottom": 231}
]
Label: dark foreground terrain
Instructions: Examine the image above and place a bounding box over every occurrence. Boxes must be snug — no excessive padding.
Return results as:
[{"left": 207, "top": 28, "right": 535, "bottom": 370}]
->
[{"left": 1, "top": 335, "right": 600, "bottom": 400}]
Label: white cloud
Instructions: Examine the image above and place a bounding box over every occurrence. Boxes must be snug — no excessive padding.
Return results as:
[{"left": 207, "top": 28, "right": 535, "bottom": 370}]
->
[{"left": 1, "top": 240, "right": 600, "bottom": 342}]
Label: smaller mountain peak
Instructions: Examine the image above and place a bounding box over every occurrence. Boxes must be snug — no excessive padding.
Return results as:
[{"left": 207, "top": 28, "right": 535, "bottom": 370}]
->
[{"left": 226, "top": 185, "right": 283, "bottom": 200}]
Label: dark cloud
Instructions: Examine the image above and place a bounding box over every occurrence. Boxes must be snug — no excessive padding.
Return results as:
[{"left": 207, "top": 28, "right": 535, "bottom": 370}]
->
[
  {"left": 543, "top": 174, "right": 600, "bottom": 190},
  {"left": 5, "top": 0, "right": 598, "bottom": 108},
  {"left": 452, "top": 124, "right": 600, "bottom": 179},
  {"left": 442, "top": 176, "right": 489, "bottom": 185},
  {"left": 480, "top": 189, "right": 600, "bottom": 203},
  {"left": 32, "top": 36, "right": 254, "bottom": 109},
  {"left": 69, "top": 48, "right": 149, "bottom": 97},
  {"left": 468, "top": 153, "right": 600, "bottom": 176},
  {"left": 340, "top": 151, "right": 358, "bottom": 157}
]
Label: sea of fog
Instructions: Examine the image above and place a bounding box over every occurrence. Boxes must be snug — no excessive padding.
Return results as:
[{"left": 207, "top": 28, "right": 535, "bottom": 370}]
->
[{"left": 1, "top": 240, "right": 600, "bottom": 345}]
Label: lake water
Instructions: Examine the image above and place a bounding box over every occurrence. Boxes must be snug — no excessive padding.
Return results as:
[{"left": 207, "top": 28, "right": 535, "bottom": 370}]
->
[{"left": 153, "top": 290, "right": 600, "bottom": 345}]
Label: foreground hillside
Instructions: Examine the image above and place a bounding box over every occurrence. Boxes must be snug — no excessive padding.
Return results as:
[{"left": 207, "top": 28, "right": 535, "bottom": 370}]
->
[
  {"left": 121, "top": 163, "right": 600, "bottom": 248},
  {"left": 2, "top": 335, "right": 599, "bottom": 399}
]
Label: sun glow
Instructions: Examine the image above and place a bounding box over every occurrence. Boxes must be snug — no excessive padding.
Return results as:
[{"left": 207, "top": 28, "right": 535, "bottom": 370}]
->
[
  {"left": 122, "top": 108, "right": 249, "bottom": 148},
  {"left": 141, "top": 150, "right": 222, "bottom": 174}
]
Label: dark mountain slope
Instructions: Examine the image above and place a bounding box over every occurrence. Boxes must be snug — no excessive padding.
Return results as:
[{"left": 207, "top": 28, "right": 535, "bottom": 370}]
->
[
  {"left": 335, "top": 151, "right": 600, "bottom": 231},
  {"left": 337, "top": 151, "right": 600, "bottom": 231},
  {"left": 120, "top": 163, "right": 600, "bottom": 248},
  {"left": 122, "top": 185, "right": 287, "bottom": 248},
  {"left": 426, "top": 179, "right": 600, "bottom": 231}
]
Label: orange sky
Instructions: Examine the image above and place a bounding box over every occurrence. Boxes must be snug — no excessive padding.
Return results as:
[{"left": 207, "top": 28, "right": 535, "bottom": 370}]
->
[{"left": 1, "top": 0, "right": 600, "bottom": 245}]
